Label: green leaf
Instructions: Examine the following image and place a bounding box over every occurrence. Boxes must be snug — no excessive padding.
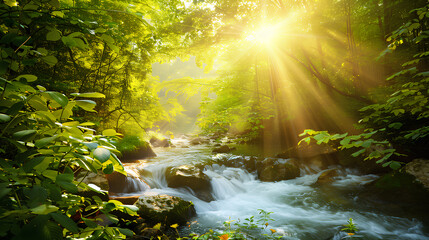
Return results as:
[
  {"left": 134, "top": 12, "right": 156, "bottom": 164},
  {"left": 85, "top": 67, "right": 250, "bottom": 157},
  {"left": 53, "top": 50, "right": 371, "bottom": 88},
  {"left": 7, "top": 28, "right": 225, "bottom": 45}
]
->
[
  {"left": 102, "top": 129, "right": 117, "bottom": 136},
  {"left": 31, "top": 204, "right": 59, "bottom": 214},
  {"left": 56, "top": 173, "right": 78, "bottom": 193},
  {"left": 46, "top": 31, "right": 61, "bottom": 41},
  {"left": 0, "top": 114, "right": 11, "bottom": 123},
  {"left": 83, "top": 142, "right": 98, "bottom": 150},
  {"left": 118, "top": 228, "right": 134, "bottom": 237},
  {"left": 42, "top": 56, "right": 58, "bottom": 66},
  {"left": 50, "top": 212, "right": 79, "bottom": 233},
  {"left": 351, "top": 149, "right": 365, "bottom": 157},
  {"left": 13, "top": 129, "right": 37, "bottom": 140},
  {"left": 71, "top": 92, "right": 105, "bottom": 98},
  {"left": 75, "top": 100, "right": 96, "bottom": 112},
  {"left": 16, "top": 74, "right": 37, "bottom": 82},
  {"left": 100, "top": 34, "right": 114, "bottom": 44},
  {"left": 35, "top": 135, "right": 58, "bottom": 148},
  {"left": 103, "top": 163, "right": 114, "bottom": 174},
  {"left": 46, "top": 91, "right": 68, "bottom": 107},
  {"left": 93, "top": 148, "right": 111, "bottom": 163},
  {"left": 389, "top": 161, "right": 402, "bottom": 170}
]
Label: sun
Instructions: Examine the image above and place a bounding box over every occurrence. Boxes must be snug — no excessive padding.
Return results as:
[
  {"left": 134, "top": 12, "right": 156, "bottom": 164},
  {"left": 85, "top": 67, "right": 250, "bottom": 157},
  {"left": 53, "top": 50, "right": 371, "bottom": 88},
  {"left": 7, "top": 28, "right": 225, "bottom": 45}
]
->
[{"left": 245, "top": 25, "right": 279, "bottom": 45}]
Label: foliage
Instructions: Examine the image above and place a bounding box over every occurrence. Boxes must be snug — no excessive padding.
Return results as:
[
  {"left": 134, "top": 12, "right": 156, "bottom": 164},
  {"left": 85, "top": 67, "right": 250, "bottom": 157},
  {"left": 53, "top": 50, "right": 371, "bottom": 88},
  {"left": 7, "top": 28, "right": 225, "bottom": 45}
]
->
[
  {"left": 188, "top": 209, "right": 282, "bottom": 240},
  {"left": 341, "top": 218, "right": 362, "bottom": 239},
  {"left": 111, "top": 135, "right": 147, "bottom": 153},
  {"left": 299, "top": 2, "right": 429, "bottom": 169},
  {"left": 0, "top": 74, "right": 138, "bottom": 238}
]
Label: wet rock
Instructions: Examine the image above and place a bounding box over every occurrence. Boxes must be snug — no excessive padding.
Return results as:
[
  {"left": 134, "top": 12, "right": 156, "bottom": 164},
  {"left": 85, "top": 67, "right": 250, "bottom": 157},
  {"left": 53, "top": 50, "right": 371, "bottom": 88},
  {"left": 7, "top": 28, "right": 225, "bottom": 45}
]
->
[
  {"left": 406, "top": 159, "right": 429, "bottom": 190},
  {"left": 76, "top": 170, "right": 109, "bottom": 191},
  {"left": 106, "top": 171, "right": 150, "bottom": 194},
  {"left": 150, "top": 137, "right": 170, "bottom": 148},
  {"left": 189, "top": 137, "right": 209, "bottom": 145},
  {"left": 166, "top": 165, "right": 212, "bottom": 201},
  {"left": 135, "top": 194, "right": 196, "bottom": 225},
  {"left": 212, "top": 145, "right": 236, "bottom": 153},
  {"left": 276, "top": 143, "right": 339, "bottom": 170},
  {"left": 121, "top": 143, "right": 156, "bottom": 162},
  {"left": 258, "top": 160, "right": 300, "bottom": 182},
  {"left": 315, "top": 169, "right": 339, "bottom": 185}
]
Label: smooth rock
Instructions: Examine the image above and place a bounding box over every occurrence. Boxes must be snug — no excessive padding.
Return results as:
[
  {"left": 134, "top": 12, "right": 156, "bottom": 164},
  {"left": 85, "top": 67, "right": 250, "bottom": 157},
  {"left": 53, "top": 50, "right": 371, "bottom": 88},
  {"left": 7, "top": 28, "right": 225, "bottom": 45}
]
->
[
  {"left": 150, "top": 137, "right": 170, "bottom": 148},
  {"left": 136, "top": 194, "right": 196, "bottom": 225},
  {"left": 106, "top": 172, "right": 150, "bottom": 194},
  {"left": 189, "top": 137, "right": 209, "bottom": 145},
  {"left": 166, "top": 165, "right": 212, "bottom": 201},
  {"left": 258, "top": 161, "right": 300, "bottom": 182},
  {"left": 315, "top": 168, "right": 339, "bottom": 185},
  {"left": 406, "top": 159, "right": 429, "bottom": 190},
  {"left": 212, "top": 145, "right": 236, "bottom": 153},
  {"left": 121, "top": 143, "right": 156, "bottom": 162},
  {"left": 76, "top": 170, "right": 109, "bottom": 191}
]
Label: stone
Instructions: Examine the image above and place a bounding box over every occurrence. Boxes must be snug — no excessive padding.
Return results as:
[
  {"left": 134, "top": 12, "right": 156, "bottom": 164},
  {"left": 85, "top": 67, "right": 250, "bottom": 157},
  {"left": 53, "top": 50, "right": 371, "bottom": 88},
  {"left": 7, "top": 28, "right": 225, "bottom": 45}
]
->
[
  {"left": 166, "top": 165, "right": 212, "bottom": 201},
  {"left": 136, "top": 194, "right": 196, "bottom": 225},
  {"left": 150, "top": 137, "right": 170, "bottom": 148},
  {"left": 212, "top": 145, "right": 236, "bottom": 153},
  {"left": 315, "top": 168, "right": 339, "bottom": 185},
  {"left": 76, "top": 170, "right": 109, "bottom": 191},
  {"left": 276, "top": 143, "right": 339, "bottom": 170},
  {"left": 258, "top": 160, "right": 300, "bottom": 182},
  {"left": 189, "top": 137, "right": 209, "bottom": 145},
  {"left": 121, "top": 143, "right": 157, "bottom": 162},
  {"left": 406, "top": 159, "right": 429, "bottom": 190},
  {"left": 106, "top": 171, "right": 150, "bottom": 194}
]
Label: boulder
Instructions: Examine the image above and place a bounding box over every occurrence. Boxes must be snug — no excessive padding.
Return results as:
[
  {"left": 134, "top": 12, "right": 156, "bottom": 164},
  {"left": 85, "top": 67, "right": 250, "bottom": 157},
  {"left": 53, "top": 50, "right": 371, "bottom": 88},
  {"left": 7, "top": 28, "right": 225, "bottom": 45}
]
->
[
  {"left": 406, "top": 159, "right": 429, "bottom": 190},
  {"left": 189, "top": 137, "right": 209, "bottom": 145},
  {"left": 106, "top": 171, "right": 150, "bottom": 194},
  {"left": 136, "top": 194, "right": 196, "bottom": 225},
  {"left": 150, "top": 137, "right": 170, "bottom": 148},
  {"left": 258, "top": 160, "right": 300, "bottom": 182},
  {"left": 212, "top": 145, "right": 236, "bottom": 153},
  {"left": 276, "top": 143, "right": 338, "bottom": 170},
  {"left": 121, "top": 143, "right": 157, "bottom": 162},
  {"left": 315, "top": 168, "right": 339, "bottom": 185},
  {"left": 166, "top": 165, "right": 212, "bottom": 201},
  {"left": 76, "top": 170, "right": 109, "bottom": 191}
]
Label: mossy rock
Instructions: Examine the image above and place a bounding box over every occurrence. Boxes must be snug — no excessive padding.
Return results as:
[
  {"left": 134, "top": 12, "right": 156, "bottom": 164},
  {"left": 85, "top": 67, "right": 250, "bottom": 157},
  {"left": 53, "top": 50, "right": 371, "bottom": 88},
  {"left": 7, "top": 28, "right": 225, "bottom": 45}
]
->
[{"left": 136, "top": 194, "right": 196, "bottom": 225}]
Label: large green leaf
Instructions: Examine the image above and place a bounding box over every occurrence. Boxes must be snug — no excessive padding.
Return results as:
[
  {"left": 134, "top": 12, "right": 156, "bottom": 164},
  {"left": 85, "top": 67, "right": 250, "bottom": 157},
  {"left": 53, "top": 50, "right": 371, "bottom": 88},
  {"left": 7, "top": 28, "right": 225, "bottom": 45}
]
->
[
  {"left": 46, "top": 31, "right": 61, "bottom": 41},
  {"left": 0, "top": 113, "right": 11, "bottom": 123},
  {"left": 93, "top": 147, "right": 111, "bottom": 163},
  {"left": 50, "top": 212, "right": 79, "bottom": 233},
  {"left": 16, "top": 74, "right": 37, "bottom": 82},
  {"left": 56, "top": 173, "right": 78, "bottom": 193},
  {"left": 46, "top": 91, "right": 68, "bottom": 107},
  {"left": 75, "top": 100, "right": 96, "bottom": 112},
  {"left": 102, "top": 129, "right": 116, "bottom": 136},
  {"left": 42, "top": 56, "right": 58, "bottom": 66},
  {"left": 35, "top": 135, "right": 58, "bottom": 148},
  {"left": 12, "top": 129, "right": 37, "bottom": 140},
  {"left": 31, "top": 204, "right": 59, "bottom": 214},
  {"left": 71, "top": 92, "right": 105, "bottom": 98}
]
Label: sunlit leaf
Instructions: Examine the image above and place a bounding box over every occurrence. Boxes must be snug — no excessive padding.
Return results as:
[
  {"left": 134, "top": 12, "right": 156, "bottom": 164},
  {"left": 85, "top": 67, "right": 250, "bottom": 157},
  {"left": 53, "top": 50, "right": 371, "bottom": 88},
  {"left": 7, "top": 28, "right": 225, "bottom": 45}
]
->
[{"left": 93, "top": 147, "right": 111, "bottom": 163}]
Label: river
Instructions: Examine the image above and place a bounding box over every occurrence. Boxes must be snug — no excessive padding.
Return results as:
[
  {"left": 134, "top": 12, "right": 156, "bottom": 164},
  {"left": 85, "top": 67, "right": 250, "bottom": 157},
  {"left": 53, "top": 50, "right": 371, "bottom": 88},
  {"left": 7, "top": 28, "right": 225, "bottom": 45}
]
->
[{"left": 119, "top": 138, "right": 429, "bottom": 240}]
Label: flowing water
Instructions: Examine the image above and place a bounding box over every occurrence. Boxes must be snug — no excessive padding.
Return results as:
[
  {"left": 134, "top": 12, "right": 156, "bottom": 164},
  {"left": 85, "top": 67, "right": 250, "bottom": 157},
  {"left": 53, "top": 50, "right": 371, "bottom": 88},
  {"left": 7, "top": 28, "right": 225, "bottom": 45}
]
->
[{"left": 120, "top": 138, "right": 429, "bottom": 240}]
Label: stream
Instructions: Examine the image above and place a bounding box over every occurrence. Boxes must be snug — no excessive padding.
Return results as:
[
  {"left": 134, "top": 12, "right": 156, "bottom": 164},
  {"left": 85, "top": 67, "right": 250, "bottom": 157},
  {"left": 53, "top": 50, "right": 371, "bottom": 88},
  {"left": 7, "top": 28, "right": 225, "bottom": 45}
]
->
[{"left": 119, "top": 138, "right": 429, "bottom": 240}]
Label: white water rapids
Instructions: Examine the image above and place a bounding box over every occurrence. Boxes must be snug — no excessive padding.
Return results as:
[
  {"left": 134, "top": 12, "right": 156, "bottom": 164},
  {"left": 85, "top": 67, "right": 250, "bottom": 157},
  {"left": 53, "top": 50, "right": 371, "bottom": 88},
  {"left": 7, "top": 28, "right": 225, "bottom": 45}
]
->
[{"left": 120, "top": 139, "right": 429, "bottom": 240}]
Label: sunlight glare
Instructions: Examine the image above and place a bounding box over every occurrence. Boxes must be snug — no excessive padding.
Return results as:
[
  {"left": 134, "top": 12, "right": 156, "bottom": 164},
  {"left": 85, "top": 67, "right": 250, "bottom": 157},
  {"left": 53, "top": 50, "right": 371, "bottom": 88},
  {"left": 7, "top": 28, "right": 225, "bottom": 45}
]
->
[{"left": 245, "top": 25, "right": 279, "bottom": 45}]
